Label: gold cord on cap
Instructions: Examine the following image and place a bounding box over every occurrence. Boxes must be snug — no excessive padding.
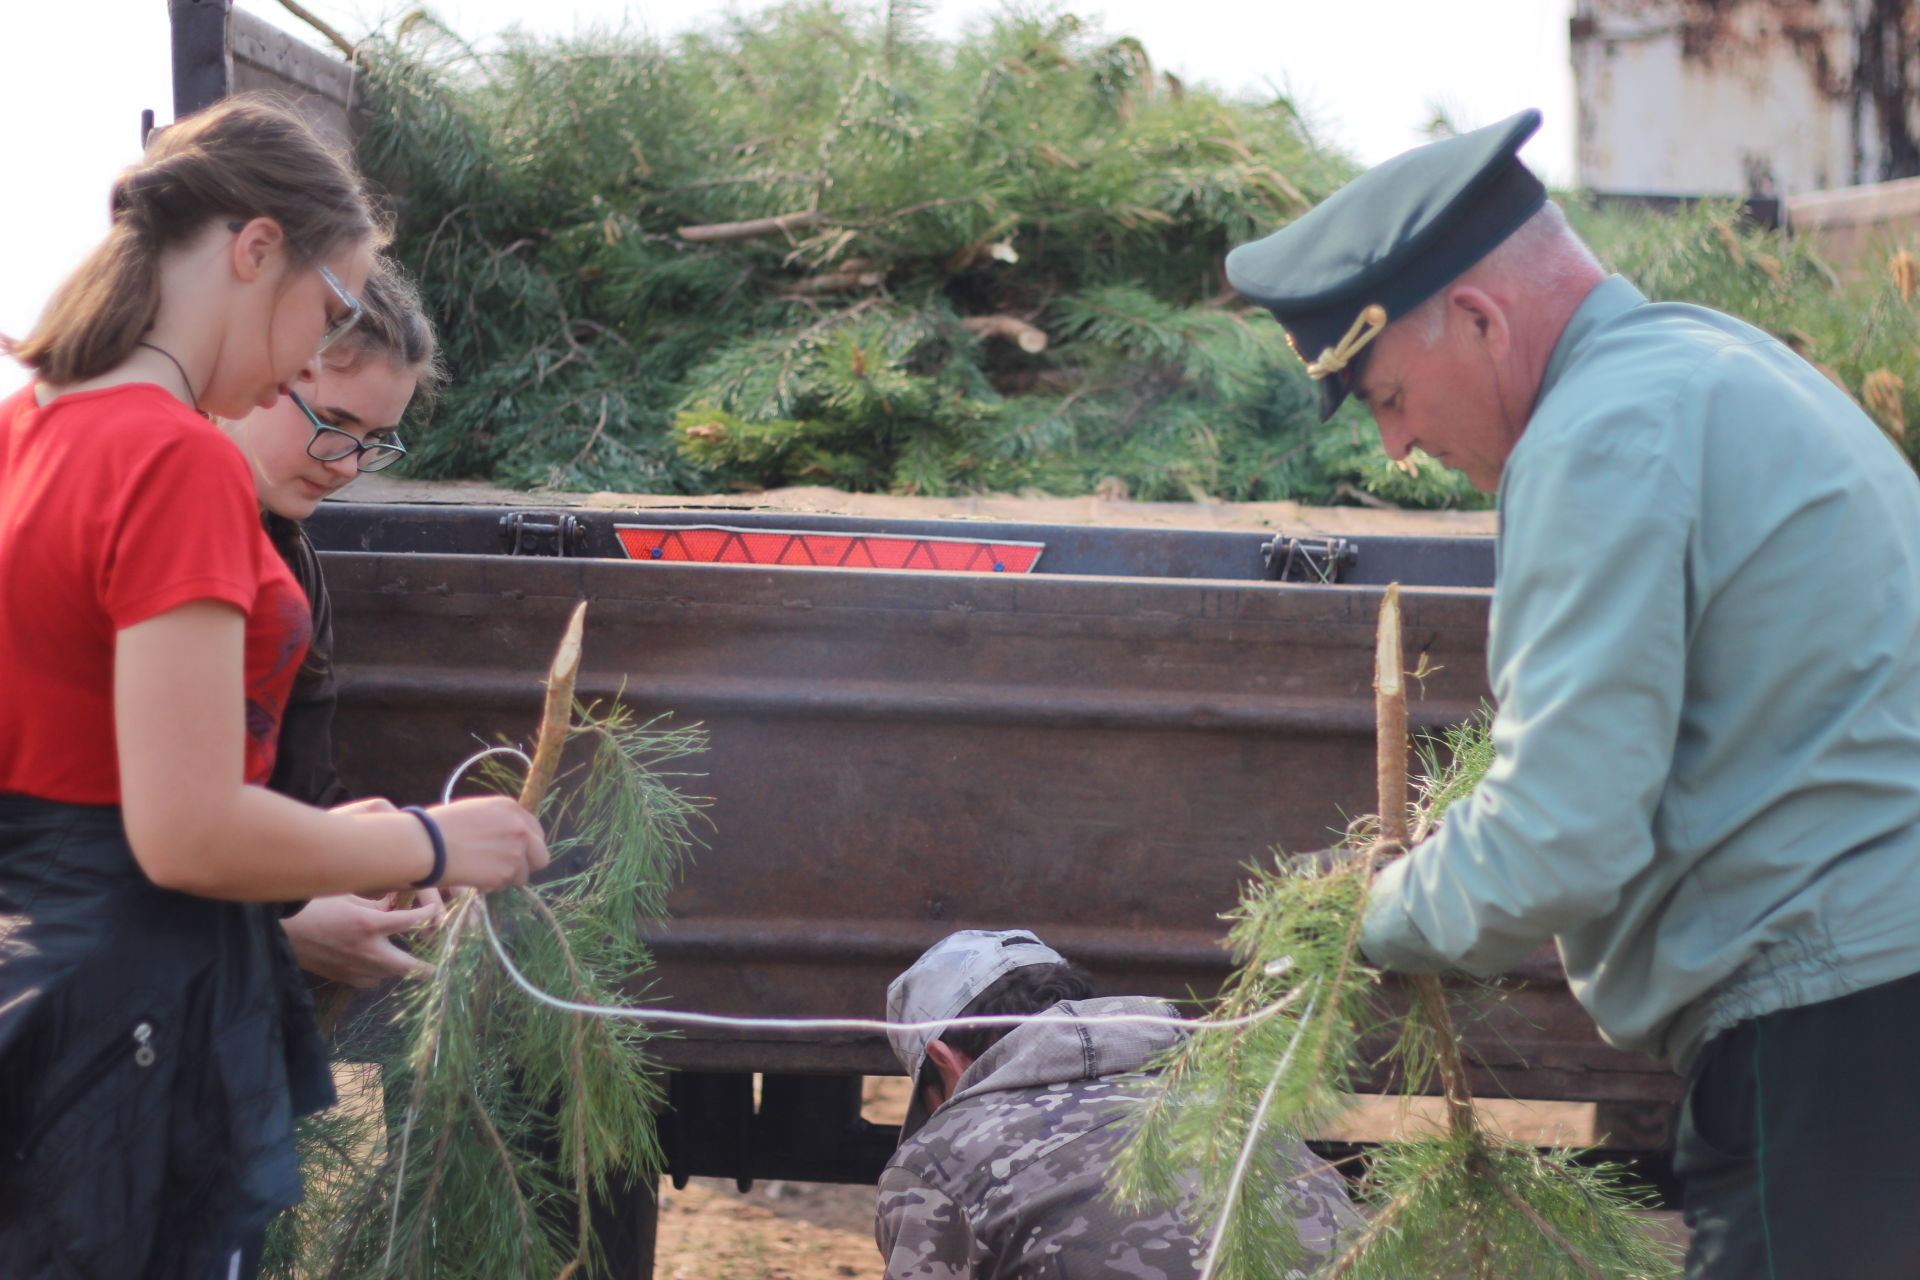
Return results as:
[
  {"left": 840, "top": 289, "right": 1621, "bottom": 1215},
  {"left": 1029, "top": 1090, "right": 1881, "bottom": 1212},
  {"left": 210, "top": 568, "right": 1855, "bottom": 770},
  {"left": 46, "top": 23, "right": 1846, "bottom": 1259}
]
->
[{"left": 1301, "top": 304, "right": 1389, "bottom": 381}]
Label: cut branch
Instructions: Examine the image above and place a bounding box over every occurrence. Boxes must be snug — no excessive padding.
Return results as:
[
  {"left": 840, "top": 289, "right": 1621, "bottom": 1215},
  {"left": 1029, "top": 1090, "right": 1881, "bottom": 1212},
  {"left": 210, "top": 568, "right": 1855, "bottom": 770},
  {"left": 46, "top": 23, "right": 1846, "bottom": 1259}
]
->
[
  {"left": 384, "top": 602, "right": 586, "bottom": 914},
  {"left": 1413, "top": 972, "right": 1478, "bottom": 1141},
  {"left": 782, "top": 268, "right": 885, "bottom": 294},
  {"left": 276, "top": 0, "right": 356, "bottom": 58},
  {"left": 464, "top": 1086, "right": 540, "bottom": 1268},
  {"left": 1488, "top": 1164, "right": 1609, "bottom": 1280},
  {"left": 961, "top": 314, "right": 1048, "bottom": 353},
  {"left": 521, "top": 600, "right": 589, "bottom": 812},
  {"left": 676, "top": 210, "right": 823, "bottom": 242},
  {"left": 1375, "top": 585, "right": 1477, "bottom": 1137},
  {"left": 1375, "top": 584, "right": 1408, "bottom": 853}
]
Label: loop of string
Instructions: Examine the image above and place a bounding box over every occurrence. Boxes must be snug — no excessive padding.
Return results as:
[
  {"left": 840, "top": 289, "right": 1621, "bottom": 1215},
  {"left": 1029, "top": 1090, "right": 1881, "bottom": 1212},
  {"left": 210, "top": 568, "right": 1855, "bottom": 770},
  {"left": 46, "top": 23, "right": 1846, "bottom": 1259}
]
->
[{"left": 437, "top": 744, "right": 1318, "bottom": 1041}]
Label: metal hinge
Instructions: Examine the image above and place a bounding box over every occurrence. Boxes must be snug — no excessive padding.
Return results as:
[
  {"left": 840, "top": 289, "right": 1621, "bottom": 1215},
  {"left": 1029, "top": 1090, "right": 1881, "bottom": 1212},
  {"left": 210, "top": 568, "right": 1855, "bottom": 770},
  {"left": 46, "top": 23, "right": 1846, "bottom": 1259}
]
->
[
  {"left": 1260, "top": 534, "right": 1357, "bottom": 583},
  {"left": 499, "top": 512, "right": 586, "bottom": 557}
]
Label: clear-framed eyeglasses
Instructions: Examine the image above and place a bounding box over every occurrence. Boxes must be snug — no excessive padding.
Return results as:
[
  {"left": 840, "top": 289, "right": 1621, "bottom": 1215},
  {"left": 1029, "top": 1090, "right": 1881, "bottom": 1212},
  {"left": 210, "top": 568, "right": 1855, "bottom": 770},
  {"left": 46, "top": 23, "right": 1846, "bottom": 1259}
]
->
[
  {"left": 289, "top": 389, "right": 408, "bottom": 472},
  {"left": 314, "top": 264, "right": 364, "bottom": 355},
  {"left": 223, "top": 221, "right": 364, "bottom": 356}
]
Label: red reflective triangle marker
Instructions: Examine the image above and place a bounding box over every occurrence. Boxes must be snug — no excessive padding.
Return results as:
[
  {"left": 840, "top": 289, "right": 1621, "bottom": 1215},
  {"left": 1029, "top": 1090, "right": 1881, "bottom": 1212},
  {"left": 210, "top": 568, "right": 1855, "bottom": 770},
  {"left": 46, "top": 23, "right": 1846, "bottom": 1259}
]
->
[{"left": 614, "top": 524, "right": 1044, "bottom": 574}]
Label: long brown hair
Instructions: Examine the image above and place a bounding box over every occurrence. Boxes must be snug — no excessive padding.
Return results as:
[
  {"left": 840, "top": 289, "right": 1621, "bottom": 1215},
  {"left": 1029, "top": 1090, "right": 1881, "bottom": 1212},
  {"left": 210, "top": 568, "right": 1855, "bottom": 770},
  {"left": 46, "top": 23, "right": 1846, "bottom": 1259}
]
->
[{"left": 10, "top": 94, "right": 383, "bottom": 385}]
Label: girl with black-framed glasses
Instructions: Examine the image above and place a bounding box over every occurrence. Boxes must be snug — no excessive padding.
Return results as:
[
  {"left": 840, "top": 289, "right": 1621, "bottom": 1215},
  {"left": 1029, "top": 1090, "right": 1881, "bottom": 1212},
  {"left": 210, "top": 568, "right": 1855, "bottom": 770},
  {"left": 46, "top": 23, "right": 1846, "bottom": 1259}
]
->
[{"left": 223, "top": 256, "right": 457, "bottom": 1012}]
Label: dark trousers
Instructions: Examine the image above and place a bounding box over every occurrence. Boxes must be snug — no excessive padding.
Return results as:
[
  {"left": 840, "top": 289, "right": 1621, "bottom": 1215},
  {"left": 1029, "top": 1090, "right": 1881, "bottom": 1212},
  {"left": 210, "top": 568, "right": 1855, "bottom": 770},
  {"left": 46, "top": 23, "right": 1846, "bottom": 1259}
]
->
[{"left": 1677, "top": 968, "right": 1920, "bottom": 1279}]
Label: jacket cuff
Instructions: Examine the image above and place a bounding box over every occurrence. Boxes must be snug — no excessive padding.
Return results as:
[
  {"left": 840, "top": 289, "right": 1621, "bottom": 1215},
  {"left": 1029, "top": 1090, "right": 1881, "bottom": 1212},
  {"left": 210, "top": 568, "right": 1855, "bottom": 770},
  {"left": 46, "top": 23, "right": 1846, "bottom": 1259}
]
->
[{"left": 1358, "top": 857, "right": 1450, "bottom": 972}]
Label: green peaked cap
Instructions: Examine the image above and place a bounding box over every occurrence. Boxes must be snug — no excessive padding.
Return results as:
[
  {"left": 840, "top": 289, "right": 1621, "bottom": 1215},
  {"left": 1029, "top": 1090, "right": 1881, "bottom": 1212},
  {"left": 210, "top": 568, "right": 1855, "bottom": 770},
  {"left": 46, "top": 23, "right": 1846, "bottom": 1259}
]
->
[{"left": 1227, "top": 109, "right": 1546, "bottom": 420}]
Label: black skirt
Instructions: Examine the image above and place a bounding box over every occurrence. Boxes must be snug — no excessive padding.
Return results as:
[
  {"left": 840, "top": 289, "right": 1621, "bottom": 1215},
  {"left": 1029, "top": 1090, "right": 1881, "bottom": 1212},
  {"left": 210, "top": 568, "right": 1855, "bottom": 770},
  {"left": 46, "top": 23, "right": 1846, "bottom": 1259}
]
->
[{"left": 0, "top": 794, "right": 334, "bottom": 1279}]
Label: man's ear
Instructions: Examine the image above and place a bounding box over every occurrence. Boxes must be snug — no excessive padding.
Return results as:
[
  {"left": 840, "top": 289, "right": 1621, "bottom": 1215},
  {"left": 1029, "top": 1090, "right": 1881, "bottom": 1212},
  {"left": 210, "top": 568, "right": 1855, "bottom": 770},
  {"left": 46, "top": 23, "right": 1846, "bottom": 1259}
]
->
[
  {"left": 924, "top": 1040, "right": 974, "bottom": 1106},
  {"left": 229, "top": 216, "right": 286, "bottom": 284},
  {"left": 1447, "top": 284, "right": 1512, "bottom": 362}
]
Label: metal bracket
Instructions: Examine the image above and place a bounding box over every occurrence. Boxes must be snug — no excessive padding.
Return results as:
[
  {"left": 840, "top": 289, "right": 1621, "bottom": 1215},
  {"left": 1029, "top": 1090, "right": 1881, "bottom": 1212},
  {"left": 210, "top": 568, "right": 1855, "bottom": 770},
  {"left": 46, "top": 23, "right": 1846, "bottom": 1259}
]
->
[
  {"left": 1260, "top": 535, "right": 1358, "bottom": 583},
  {"left": 499, "top": 511, "right": 586, "bottom": 557}
]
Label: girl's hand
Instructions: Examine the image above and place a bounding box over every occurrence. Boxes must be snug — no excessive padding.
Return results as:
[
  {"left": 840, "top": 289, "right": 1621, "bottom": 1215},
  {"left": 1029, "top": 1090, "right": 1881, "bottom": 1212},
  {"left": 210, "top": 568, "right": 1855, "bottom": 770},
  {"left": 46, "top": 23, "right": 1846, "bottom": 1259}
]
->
[
  {"left": 425, "top": 796, "right": 550, "bottom": 891},
  {"left": 283, "top": 891, "right": 445, "bottom": 987}
]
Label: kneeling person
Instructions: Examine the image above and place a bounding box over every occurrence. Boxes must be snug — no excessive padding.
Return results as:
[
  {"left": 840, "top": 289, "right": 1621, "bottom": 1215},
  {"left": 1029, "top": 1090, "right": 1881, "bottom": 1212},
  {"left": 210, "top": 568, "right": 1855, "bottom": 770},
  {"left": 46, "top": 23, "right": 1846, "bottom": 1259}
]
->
[{"left": 877, "top": 930, "right": 1356, "bottom": 1278}]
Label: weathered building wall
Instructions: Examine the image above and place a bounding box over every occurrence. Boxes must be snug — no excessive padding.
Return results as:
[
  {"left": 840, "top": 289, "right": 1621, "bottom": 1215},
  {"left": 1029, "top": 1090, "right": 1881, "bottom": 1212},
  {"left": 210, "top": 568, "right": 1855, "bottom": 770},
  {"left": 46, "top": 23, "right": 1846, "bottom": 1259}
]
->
[{"left": 1572, "top": 0, "right": 1919, "bottom": 197}]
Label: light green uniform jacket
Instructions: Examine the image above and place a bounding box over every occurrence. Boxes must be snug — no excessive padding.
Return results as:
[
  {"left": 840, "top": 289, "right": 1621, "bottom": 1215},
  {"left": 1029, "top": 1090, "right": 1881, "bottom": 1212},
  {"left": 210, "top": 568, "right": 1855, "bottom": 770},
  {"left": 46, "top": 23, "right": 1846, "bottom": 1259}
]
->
[{"left": 1360, "top": 275, "right": 1920, "bottom": 1069}]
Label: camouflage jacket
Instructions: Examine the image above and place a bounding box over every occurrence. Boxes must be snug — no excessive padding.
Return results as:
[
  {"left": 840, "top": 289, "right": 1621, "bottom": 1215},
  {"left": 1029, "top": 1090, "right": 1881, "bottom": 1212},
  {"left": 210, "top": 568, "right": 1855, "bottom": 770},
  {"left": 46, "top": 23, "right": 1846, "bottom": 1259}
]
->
[{"left": 875, "top": 996, "right": 1357, "bottom": 1279}]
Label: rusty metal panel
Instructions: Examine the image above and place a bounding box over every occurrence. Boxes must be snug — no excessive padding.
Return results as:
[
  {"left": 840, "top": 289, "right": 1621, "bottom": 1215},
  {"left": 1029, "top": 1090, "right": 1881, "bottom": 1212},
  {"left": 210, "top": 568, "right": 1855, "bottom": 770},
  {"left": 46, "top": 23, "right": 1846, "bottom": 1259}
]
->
[
  {"left": 228, "top": 9, "right": 358, "bottom": 148},
  {"left": 314, "top": 517, "right": 1676, "bottom": 1118},
  {"left": 303, "top": 502, "right": 1497, "bottom": 586},
  {"left": 1570, "top": 0, "right": 1889, "bottom": 197},
  {"left": 169, "top": 1, "right": 359, "bottom": 145}
]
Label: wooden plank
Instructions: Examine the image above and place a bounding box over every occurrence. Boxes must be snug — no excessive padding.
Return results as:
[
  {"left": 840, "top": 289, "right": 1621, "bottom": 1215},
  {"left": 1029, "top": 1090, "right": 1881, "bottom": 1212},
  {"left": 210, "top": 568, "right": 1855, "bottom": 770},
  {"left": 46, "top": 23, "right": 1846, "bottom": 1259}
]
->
[{"left": 1787, "top": 175, "right": 1920, "bottom": 267}]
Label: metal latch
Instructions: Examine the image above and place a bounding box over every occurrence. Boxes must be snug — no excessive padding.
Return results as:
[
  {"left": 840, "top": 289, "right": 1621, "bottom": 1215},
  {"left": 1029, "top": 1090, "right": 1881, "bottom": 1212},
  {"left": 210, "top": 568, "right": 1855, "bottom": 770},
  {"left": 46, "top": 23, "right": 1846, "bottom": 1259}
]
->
[
  {"left": 499, "top": 512, "right": 586, "bottom": 557},
  {"left": 1260, "top": 534, "right": 1357, "bottom": 583}
]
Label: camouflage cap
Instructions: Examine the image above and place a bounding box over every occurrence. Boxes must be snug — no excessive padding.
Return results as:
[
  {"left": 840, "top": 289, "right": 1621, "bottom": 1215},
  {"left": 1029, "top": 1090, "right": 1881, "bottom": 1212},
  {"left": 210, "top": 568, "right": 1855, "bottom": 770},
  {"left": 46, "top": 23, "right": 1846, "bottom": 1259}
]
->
[
  {"left": 886, "top": 929, "right": 1067, "bottom": 1141},
  {"left": 1226, "top": 108, "right": 1547, "bottom": 421}
]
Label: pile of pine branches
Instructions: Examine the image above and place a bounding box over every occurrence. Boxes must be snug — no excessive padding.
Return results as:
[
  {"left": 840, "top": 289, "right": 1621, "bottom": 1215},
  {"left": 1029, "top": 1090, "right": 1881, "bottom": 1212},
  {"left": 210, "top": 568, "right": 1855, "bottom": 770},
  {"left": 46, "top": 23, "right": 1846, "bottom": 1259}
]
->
[
  {"left": 349, "top": 3, "right": 1918, "bottom": 506},
  {"left": 350, "top": 2, "right": 1477, "bottom": 506}
]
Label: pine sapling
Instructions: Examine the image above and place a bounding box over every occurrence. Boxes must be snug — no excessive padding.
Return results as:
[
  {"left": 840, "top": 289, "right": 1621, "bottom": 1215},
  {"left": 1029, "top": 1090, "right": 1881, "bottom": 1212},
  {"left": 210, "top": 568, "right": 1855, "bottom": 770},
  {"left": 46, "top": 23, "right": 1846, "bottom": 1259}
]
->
[
  {"left": 1115, "top": 586, "right": 1678, "bottom": 1280},
  {"left": 267, "top": 605, "right": 707, "bottom": 1280}
]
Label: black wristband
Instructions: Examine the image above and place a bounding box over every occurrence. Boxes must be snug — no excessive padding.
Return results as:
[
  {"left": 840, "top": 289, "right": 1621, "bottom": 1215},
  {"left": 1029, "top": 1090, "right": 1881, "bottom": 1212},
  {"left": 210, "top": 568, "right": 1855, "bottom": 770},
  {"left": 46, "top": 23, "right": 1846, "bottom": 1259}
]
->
[{"left": 401, "top": 806, "right": 447, "bottom": 888}]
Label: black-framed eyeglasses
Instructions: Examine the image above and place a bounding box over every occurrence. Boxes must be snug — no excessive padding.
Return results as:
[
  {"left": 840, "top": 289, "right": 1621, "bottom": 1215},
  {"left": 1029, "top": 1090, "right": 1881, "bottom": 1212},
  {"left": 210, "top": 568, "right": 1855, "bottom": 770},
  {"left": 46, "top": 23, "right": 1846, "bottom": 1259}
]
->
[{"left": 290, "top": 390, "right": 408, "bottom": 472}]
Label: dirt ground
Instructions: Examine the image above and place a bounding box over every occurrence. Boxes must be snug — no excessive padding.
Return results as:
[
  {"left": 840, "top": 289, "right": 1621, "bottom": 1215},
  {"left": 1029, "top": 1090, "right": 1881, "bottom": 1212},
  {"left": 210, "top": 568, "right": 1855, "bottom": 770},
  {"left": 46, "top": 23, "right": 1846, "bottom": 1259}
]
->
[
  {"left": 651, "top": 1079, "right": 906, "bottom": 1280},
  {"left": 656, "top": 1180, "right": 883, "bottom": 1280}
]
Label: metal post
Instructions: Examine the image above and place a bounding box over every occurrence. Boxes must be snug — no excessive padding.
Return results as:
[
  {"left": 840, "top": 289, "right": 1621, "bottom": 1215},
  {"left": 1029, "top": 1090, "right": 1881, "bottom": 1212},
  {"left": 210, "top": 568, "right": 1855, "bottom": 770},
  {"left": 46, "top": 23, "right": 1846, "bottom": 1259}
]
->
[{"left": 168, "top": 0, "right": 234, "bottom": 120}]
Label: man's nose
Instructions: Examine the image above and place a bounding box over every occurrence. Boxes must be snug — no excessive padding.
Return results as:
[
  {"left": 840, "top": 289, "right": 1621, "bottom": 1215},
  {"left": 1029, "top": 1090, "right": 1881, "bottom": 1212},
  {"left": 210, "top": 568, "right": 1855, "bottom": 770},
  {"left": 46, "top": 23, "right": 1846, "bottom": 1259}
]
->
[{"left": 1372, "top": 414, "right": 1413, "bottom": 461}]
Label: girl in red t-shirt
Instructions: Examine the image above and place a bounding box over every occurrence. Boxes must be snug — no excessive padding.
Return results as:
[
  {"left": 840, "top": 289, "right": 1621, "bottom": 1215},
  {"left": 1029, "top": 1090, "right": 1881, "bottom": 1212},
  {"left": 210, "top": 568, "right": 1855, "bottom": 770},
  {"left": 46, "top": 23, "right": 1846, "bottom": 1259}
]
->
[{"left": 0, "top": 97, "right": 547, "bottom": 1278}]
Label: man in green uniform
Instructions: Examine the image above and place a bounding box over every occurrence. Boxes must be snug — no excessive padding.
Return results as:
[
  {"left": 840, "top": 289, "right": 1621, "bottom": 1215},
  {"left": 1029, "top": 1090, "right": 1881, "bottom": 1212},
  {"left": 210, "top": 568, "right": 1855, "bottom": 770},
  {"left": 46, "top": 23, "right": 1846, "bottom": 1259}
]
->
[{"left": 1226, "top": 110, "right": 1920, "bottom": 1280}]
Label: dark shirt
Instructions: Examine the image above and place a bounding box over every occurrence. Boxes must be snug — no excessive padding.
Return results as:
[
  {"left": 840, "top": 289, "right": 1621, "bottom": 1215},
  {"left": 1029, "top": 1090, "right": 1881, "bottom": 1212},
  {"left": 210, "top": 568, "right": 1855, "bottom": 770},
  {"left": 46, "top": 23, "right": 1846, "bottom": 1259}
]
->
[{"left": 263, "top": 513, "right": 349, "bottom": 809}]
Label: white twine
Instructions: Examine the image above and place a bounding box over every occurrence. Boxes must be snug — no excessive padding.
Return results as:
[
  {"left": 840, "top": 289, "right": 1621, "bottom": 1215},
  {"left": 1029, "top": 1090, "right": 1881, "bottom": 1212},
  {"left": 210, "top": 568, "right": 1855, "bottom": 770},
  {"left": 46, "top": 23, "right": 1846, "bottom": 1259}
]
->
[
  {"left": 473, "top": 896, "right": 1308, "bottom": 1036},
  {"left": 379, "top": 744, "right": 1324, "bottom": 1266},
  {"left": 1195, "top": 981, "right": 1322, "bottom": 1280},
  {"left": 442, "top": 745, "right": 536, "bottom": 806},
  {"left": 438, "top": 744, "right": 1313, "bottom": 1040}
]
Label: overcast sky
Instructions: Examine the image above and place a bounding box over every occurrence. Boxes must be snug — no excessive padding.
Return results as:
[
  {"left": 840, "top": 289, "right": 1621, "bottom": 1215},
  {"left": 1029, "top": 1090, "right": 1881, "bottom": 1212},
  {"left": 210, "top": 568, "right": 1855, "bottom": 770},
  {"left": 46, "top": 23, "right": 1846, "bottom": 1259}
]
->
[{"left": 0, "top": 0, "right": 1575, "bottom": 396}]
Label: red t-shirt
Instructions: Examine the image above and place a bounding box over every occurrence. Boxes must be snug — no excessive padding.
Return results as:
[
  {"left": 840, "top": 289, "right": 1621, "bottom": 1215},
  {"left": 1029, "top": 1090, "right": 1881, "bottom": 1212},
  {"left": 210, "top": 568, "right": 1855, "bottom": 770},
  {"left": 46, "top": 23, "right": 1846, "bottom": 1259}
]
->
[{"left": 0, "top": 382, "right": 311, "bottom": 803}]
